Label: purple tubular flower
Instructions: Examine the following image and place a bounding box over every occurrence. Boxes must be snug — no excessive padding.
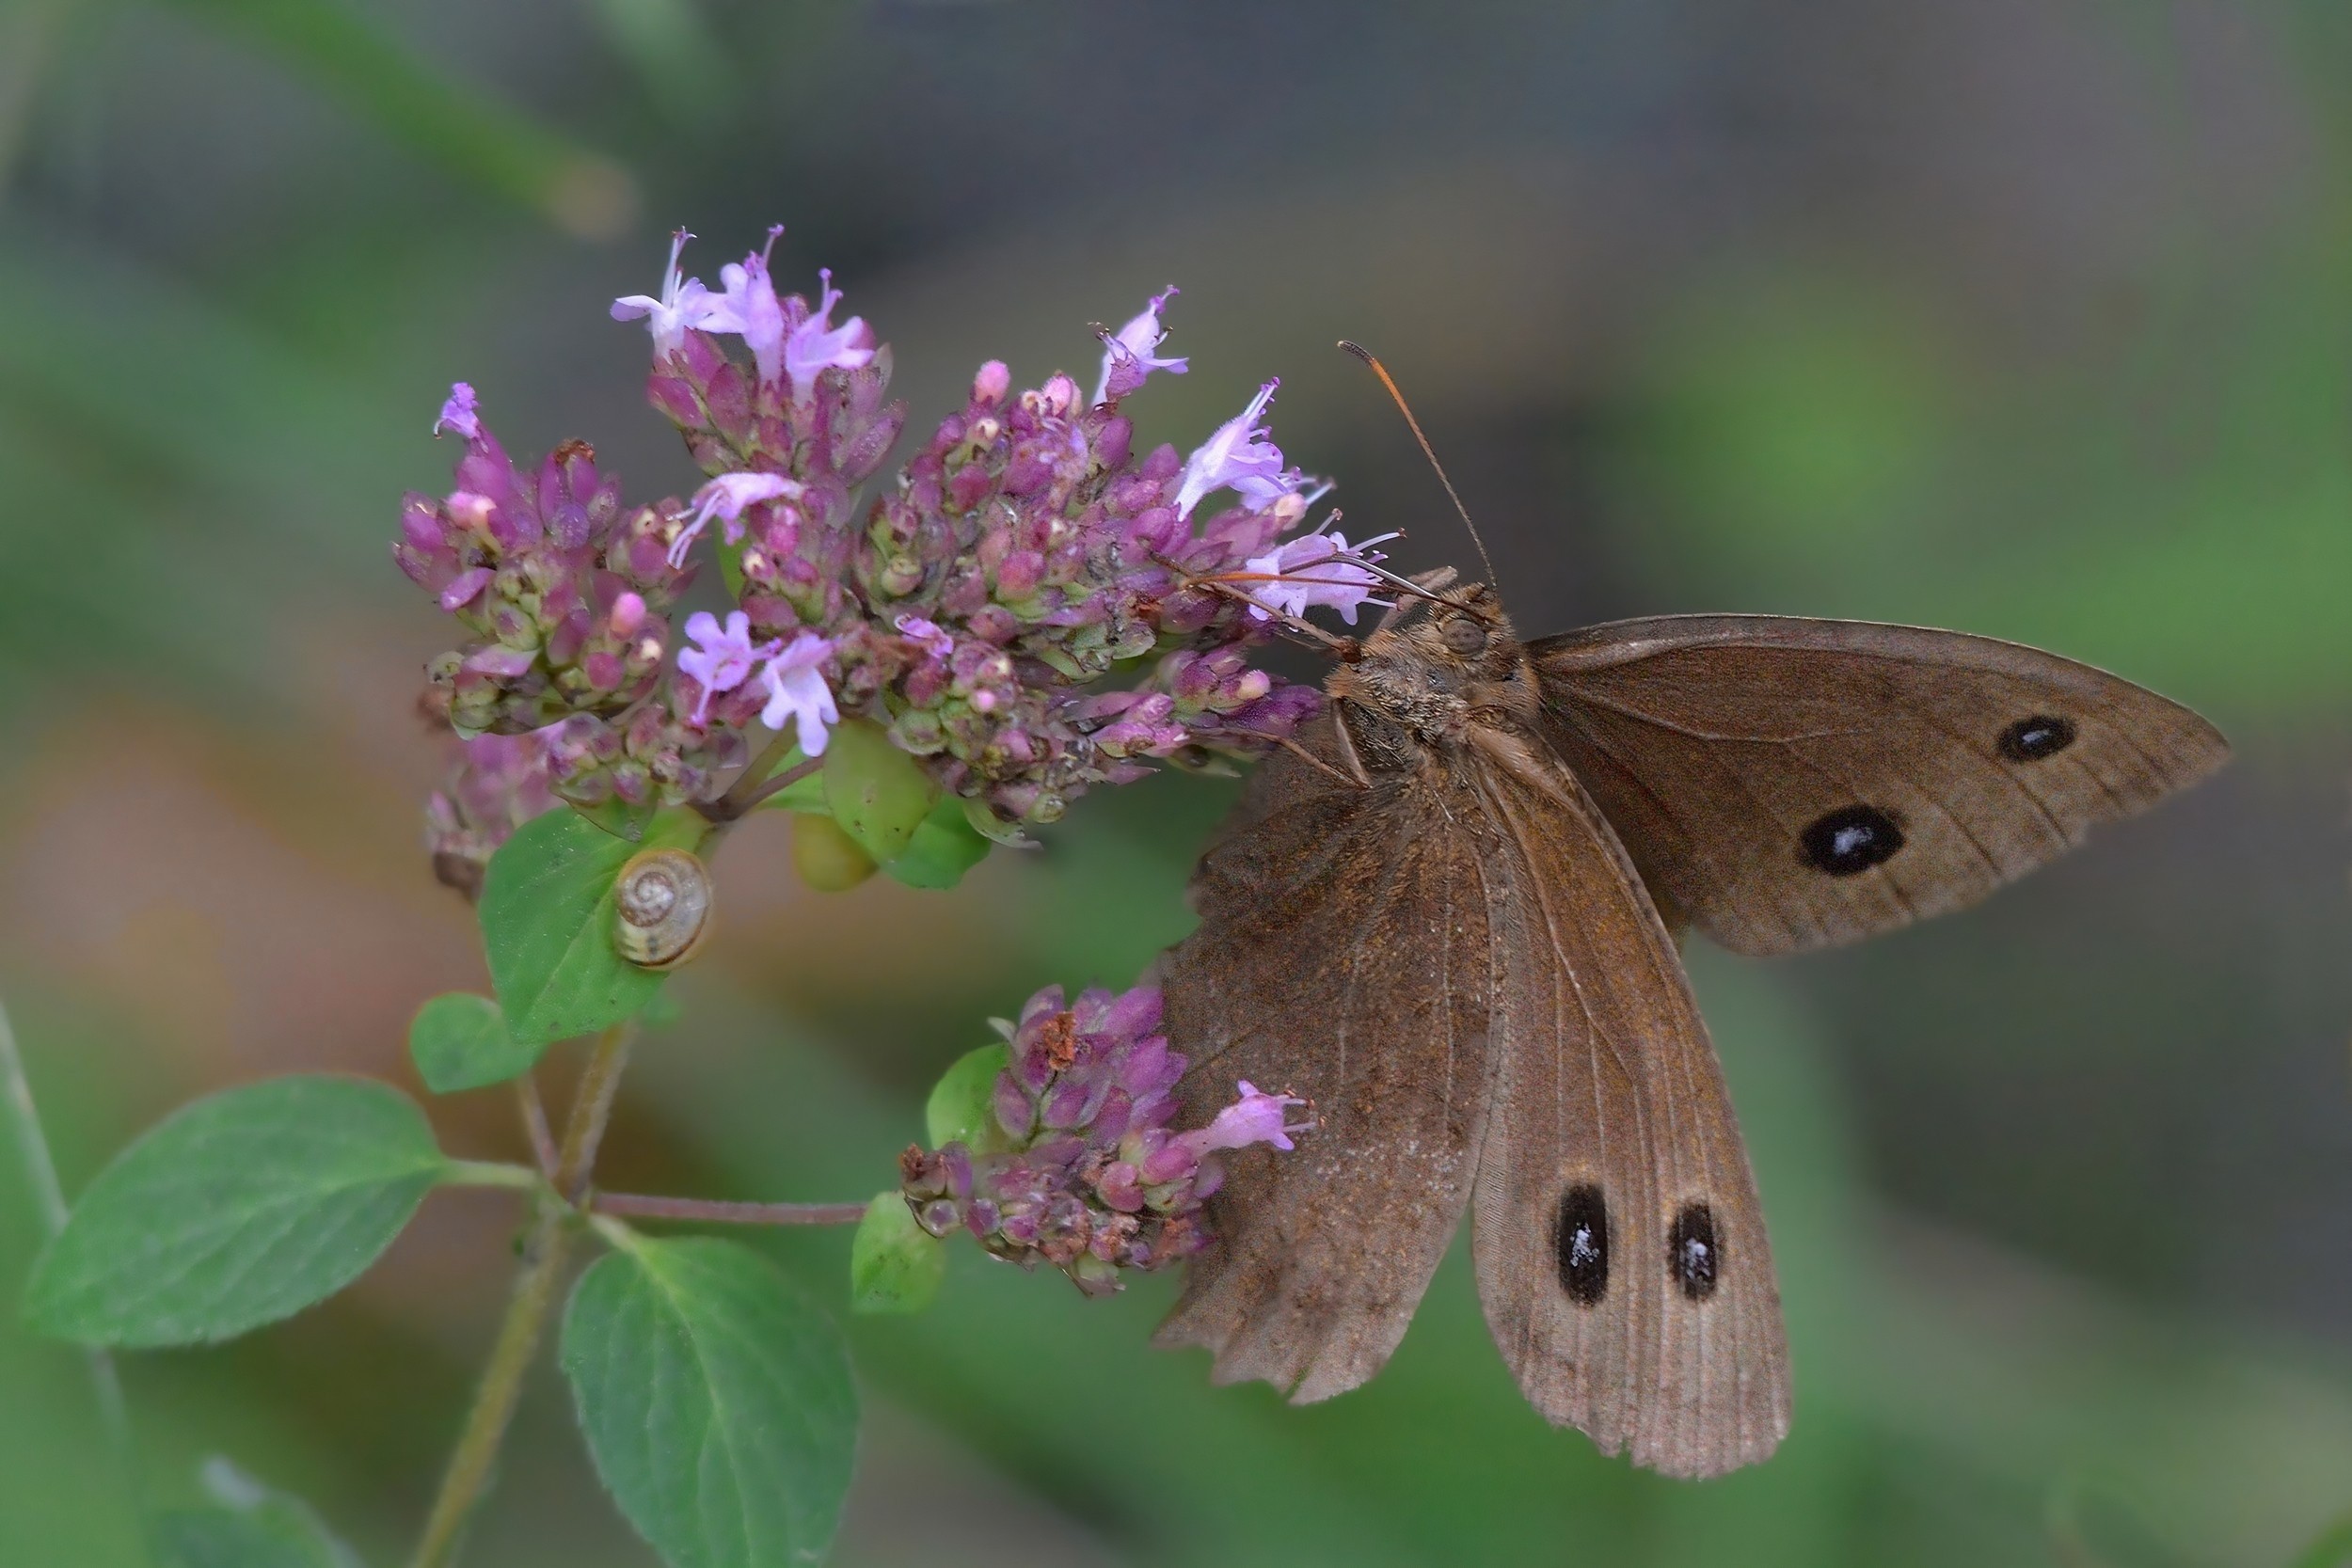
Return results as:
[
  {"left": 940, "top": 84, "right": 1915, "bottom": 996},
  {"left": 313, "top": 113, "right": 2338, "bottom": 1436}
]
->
[
  {"left": 784, "top": 268, "right": 876, "bottom": 404},
  {"left": 1174, "top": 379, "right": 1312, "bottom": 519},
  {"left": 1242, "top": 527, "right": 1396, "bottom": 625},
  {"left": 898, "top": 983, "right": 1310, "bottom": 1296},
  {"left": 1092, "top": 285, "right": 1188, "bottom": 405},
  {"left": 433, "top": 382, "right": 481, "bottom": 440},
  {"left": 611, "top": 229, "right": 723, "bottom": 356},
  {"left": 704, "top": 226, "right": 788, "bottom": 386},
  {"left": 1187, "top": 1080, "right": 1313, "bottom": 1154},
  {"left": 676, "top": 610, "right": 778, "bottom": 726},
  {"left": 757, "top": 631, "right": 840, "bottom": 755},
  {"left": 669, "top": 470, "right": 802, "bottom": 568}
]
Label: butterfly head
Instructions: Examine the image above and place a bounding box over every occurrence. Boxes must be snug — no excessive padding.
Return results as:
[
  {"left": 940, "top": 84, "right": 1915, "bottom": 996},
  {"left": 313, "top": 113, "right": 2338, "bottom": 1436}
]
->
[{"left": 1336, "top": 579, "right": 1535, "bottom": 740}]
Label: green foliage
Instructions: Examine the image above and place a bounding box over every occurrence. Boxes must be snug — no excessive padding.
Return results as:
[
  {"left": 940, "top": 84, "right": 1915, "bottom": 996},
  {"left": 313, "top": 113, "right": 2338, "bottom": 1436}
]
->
[
  {"left": 821, "top": 720, "right": 940, "bottom": 865},
  {"left": 562, "top": 1235, "right": 859, "bottom": 1568},
  {"left": 24, "top": 1077, "right": 445, "bottom": 1347},
  {"left": 480, "top": 806, "right": 707, "bottom": 1045},
  {"left": 924, "top": 1043, "right": 1009, "bottom": 1150},
  {"left": 407, "top": 991, "right": 538, "bottom": 1093},
  {"left": 882, "top": 800, "right": 993, "bottom": 890},
  {"left": 849, "top": 1194, "right": 944, "bottom": 1315},
  {"left": 151, "top": 1459, "right": 359, "bottom": 1568}
]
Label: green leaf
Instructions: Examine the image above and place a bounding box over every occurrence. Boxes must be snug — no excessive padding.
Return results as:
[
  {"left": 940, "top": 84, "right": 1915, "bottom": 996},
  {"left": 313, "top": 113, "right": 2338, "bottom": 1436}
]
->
[
  {"left": 480, "top": 805, "right": 707, "bottom": 1045},
  {"left": 822, "top": 719, "right": 939, "bottom": 864},
  {"left": 849, "top": 1194, "right": 944, "bottom": 1316},
  {"left": 923, "top": 1043, "right": 1009, "bottom": 1151},
  {"left": 574, "top": 792, "right": 660, "bottom": 844},
  {"left": 153, "top": 1458, "right": 360, "bottom": 1568},
  {"left": 562, "top": 1236, "right": 859, "bottom": 1568},
  {"left": 882, "top": 800, "right": 993, "bottom": 890},
  {"left": 24, "top": 1077, "right": 446, "bottom": 1347},
  {"left": 408, "top": 991, "right": 540, "bottom": 1093}
]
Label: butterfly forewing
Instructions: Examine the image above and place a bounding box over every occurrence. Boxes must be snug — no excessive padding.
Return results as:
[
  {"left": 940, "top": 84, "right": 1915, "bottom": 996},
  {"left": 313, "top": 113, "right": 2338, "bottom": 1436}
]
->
[
  {"left": 1531, "top": 616, "right": 2230, "bottom": 956},
  {"left": 1155, "top": 704, "right": 1502, "bottom": 1402},
  {"left": 1467, "top": 739, "right": 1788, "bottom": 1477}
]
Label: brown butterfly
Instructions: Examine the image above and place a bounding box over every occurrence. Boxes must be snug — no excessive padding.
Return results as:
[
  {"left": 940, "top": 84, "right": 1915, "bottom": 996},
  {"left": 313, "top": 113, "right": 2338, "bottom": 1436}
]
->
[{"left": 1151, "top": 347, "right": 2229, "bottom": 1479}]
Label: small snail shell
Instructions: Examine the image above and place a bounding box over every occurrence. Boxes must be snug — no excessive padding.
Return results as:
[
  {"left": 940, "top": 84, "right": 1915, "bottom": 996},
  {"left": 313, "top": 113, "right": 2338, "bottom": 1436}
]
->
[{"left": 612, "top": 847, "right": 713, "bottom": 970}]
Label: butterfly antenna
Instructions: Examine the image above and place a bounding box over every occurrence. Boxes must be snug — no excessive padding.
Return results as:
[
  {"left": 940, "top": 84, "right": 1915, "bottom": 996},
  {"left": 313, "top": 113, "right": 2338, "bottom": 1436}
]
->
[{"left": 1337, "top": 341, "right": 1500, "bottom": 597}]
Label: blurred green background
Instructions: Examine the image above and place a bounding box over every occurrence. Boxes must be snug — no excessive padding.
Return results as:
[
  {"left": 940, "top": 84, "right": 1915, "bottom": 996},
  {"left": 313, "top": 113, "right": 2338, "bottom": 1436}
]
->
[{"left": 4, "top": 2, "right": 2349, "bottom": 1564}]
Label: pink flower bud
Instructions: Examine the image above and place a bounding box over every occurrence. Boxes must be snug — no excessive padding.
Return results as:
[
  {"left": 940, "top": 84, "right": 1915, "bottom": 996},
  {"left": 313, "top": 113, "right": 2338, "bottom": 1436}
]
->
[
  {"left": 973, "top": 360, "right": 1011, "bottom": 404},
  {"left": 609, "top": 591, "right": 647, "bottom": 637}
]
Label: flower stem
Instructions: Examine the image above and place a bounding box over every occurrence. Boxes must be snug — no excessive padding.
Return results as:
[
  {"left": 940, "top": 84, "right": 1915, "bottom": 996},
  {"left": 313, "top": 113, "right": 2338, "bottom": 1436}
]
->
[
  {"left": 703, "top": 731, "right": 807, "bottom": 822},
  {"left": 438, "top": 1160, "right": 546, "bottom": 1192},
  {"left": 591, "top": 1192, "right": 869, "bottom": 1227},
  {"left": 406, "top": 1022, "right": 636, "bottom": 1568},
  {"left": 0, "top": 991, "right": 136, "bottom": 1490},
  {"left": 724, "top": 755, "right": 823, "bottom": 817}
]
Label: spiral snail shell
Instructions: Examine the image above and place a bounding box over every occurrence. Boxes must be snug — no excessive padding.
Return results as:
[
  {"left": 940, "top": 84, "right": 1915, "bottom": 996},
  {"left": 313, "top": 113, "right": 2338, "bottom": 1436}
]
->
[{"left": 612, "top": 847, "right": 713, "bottom": 970}]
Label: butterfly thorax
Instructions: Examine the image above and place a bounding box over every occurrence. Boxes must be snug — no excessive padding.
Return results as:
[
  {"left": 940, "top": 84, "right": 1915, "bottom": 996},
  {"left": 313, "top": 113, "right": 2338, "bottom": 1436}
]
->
[{"left": 1327, "top": 582, "right": 1540, "bottom": 751}]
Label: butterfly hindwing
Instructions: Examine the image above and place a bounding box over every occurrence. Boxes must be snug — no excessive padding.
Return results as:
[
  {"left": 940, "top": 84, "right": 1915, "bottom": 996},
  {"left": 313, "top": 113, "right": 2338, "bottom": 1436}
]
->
[{"left": 1466, "top": 728, "right": 1788, "bottom": 1478}]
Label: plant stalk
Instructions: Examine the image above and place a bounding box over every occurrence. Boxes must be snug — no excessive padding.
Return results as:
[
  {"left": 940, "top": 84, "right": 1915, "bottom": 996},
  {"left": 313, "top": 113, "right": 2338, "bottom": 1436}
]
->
[
  {"left": 0, "top": 992, "right": 136, "bottom": 1489},
  {"left": 591, "top": 1192, "right": 869, "bottom": 1227},
  {"left": 406, "top": 1022, "right": 636, "bottom": 1568}
]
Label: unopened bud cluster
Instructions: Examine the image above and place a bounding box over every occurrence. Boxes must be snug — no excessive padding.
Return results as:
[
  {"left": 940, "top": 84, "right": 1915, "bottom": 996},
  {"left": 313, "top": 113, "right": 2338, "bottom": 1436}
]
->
[{"left": 900, "top": 984, "right": 1309, "bottom": 1295}]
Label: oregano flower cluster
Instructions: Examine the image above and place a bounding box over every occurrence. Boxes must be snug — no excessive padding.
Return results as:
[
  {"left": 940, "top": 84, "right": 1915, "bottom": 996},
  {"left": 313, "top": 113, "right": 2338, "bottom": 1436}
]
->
[
  {"left": 899, "top": 983, "right": 1310, "bottom": 1296},
  {"left": 403, "top": 225, "right": 1388, "bottom": 885}
]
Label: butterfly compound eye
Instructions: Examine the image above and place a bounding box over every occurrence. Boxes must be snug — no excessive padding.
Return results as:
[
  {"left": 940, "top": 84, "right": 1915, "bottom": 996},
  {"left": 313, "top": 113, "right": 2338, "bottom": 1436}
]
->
[{"left": 1440, "top": 617, "right": 1488, "bottom": 657}]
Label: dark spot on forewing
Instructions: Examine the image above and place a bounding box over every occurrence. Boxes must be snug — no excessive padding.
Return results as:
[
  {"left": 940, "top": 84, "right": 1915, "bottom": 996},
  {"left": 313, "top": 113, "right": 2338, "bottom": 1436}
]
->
[
  {"left": 1998, "top": 714, "right": 2077, "bottom": 761},
  {"left": 1668, "top": 1202, "right": 1720, "bottom": 1301},
  {"left": 1800, "top": 805, "right": 1904, "bottom": 876},
  {"left": 1554, "top": 1183, "right": 1610, "bottom": 1306}
]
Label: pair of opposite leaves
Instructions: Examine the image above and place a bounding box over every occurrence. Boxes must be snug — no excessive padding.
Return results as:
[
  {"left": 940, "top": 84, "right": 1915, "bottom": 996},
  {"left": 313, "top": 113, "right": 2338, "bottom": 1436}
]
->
[{"left": 1153, "top": 567, "right": 2227, "bottom": 1479}]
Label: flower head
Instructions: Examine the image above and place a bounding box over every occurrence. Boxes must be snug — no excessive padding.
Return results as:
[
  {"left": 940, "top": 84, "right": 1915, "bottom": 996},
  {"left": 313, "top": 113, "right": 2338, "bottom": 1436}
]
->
[
  {"left": 1174, "top": 379, "right": 1325, "bottom": 518},
  {"left": 1092, "top": 285, "right": 1189, "bottom": 405},
  {"left": 784, "top": 268, "right": 875, "bottom": 403},
  {"left": 432, "top": 382, "right": 481, "bottom": 440},
  {"left": 610, "top": 230, "right": 724, "bottom": 356},
  {"left": 668, "top": 471, "right": 803, "bottom": 568},
  {"left": 757, "top": 631, "right": 840, "bottom": 756},
  {"left": 899, "top": 984, "right": 1311, "bottom": 1296},
  {"left": 675, "top": 610, "right": 777, "bottom": 726},
  {"left": 1241, "top": 527, "right": 1395, "bottom": 625}
]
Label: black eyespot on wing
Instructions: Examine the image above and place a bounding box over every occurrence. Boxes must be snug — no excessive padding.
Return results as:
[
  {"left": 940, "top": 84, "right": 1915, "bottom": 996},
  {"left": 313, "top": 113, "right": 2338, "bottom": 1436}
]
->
[
  {"left": 1800, "top": 805, "right": 1904, "bottom": 876},
  {"left": 1668, "top": 1202, "right": 1719, "bottom": 1301},
  {"left": 1553, "top": 1183, "right": 1610, "bottom": 1306},
  {"left": 1998, "top": 714, "right": 2077, "bottom": 761}
]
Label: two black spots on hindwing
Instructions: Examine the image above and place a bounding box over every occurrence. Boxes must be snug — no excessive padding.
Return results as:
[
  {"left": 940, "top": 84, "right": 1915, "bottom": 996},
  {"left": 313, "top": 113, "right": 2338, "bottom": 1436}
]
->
[
  {"left": 1799, "top": 715, "right": 2077, "bottom": 877},
  {"left": 1552, "top": 1186, "right": 1724, "bottom": 1306}
]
